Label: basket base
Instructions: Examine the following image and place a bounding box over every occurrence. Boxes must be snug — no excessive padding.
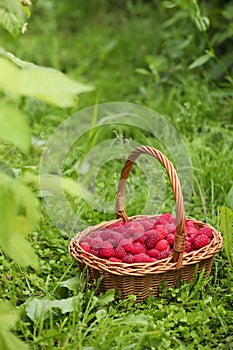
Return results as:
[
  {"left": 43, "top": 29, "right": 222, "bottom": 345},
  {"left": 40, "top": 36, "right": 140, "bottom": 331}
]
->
[{"left": 78, "top": 257, "right": 214, "bottom": 302}]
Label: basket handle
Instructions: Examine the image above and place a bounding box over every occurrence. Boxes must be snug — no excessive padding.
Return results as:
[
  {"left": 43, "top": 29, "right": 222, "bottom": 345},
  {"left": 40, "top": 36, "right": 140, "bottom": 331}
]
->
[{"left": 116, "top": 145, "right": 186, "bottom": 268}]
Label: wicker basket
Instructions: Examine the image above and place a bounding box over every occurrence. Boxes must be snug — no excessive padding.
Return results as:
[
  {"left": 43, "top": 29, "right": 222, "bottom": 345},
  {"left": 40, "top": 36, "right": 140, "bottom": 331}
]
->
[{"left": 69, "top": 145, "right": 223, "bottom": 301}]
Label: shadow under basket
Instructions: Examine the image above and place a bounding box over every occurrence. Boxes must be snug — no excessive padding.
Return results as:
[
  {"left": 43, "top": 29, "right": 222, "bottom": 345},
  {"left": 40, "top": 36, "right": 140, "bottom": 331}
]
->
[{"left": 69, "top": 146, "right": 223, "bottom": 301}]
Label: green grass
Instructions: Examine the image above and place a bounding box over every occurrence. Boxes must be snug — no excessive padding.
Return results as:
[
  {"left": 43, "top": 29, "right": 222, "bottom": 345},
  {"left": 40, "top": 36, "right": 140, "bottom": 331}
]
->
[{"left": 0, "top": 1, "right": 233, "bottom": 349}]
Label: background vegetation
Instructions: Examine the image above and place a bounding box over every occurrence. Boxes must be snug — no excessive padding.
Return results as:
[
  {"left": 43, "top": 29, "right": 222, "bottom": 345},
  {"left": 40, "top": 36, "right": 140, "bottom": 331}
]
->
[{"left": 0, "top": 0, "right": 232, "bottom": 349}]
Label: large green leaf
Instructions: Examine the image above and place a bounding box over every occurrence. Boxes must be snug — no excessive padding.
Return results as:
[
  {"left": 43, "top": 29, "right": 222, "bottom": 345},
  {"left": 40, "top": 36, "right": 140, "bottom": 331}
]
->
[
  {"left": 0, "top": 103, "right": 30, "bottom": 153},
  {"left": 0, "top": 301, "right": 28, "bottom": 350},
  {"left": 0, "top": 173, "right": 39, "bottom": 270},
  {"left": 220, "top": 206, "right": 233, "bottom": 266},
  {"left": 0, "top": 0, "right": 29, "bottom": 37},
  {"left": 0, "top": 58, "right": 94, "bottom": 108},
  {"left": 20, "top": 66, "right": 94, "bottom": 107},
  {"left": 25, "top": 296, "right": 80, "bottom": 321}
]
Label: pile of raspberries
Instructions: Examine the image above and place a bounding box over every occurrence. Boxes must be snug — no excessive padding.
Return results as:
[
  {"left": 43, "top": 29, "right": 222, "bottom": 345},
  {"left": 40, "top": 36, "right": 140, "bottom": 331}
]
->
[{"left": 80, "top": 213, "right": 213, "bottom": 264}]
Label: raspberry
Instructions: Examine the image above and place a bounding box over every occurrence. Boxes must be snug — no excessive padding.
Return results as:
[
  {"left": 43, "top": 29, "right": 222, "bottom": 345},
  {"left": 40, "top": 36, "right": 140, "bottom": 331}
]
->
[
  {"left": 115, "top": 246, "right": 127, "bottom": 259},
  {"left": 114, "top": 225, "right": 128, "bottom": 235},
  {"left": 184, "top": 241, "right": 192, "bottom": 253},
  {"left": 81, "top": 236, "right": 92, "bottom": 244},
  {"left": 155, "top": 212, "right": 172, "bottom": 225},
  {"left": 167, "top": 233, "right": 175, "bottom": 247},
  {"left": 167, "top": 223, "right": 176, "bottom": 234},
  {"left": 119, "top": 238, "right": 133, "bottom": 249},
  {"left": 124, "top": 221, "right": 145, "bottom": 235},
  {"left": 147, "top": 249, "right": 160, "bottom": 258},
  {"left": 139, "top": 218, "right": 156, "bottom": 231},
  {"left": 99, "top": 242, "right": 115, "bottom": 258},
  {"left": 92, "top": 230, "right": 102, "bottom": 238},
  {"left": 158, "top": 250, "right": 170, "bottom": 260},
  {"left": 199, "top": 227, "right": 213, "bottom": 239},
  {"left": 133, "top": 232, "right": 147, "bottom": 244},
  {"left": 109, "top": 257, "right": 122, "bottom": 262},
  {"left": 122, "top": 254, "right": 134, "bottom": 263},
  {"left": 90, "top": 237, "right": 103, "bottom": 248},
  {"left": 145, "top": 230, "right": 160, "bottom": 249},
  {"left": 108, "top": 221, "right": 123, "bottom": 229},
  {"left": 156, "top": 224, "right": 168, "bottom": 239},
  {"left": 108, "top": 232, "right": 123, "bottom": 247},
  {"left": 100, "top": 229, "right": 115, "bottom": 241},
  {"left": 186, "top": 220, "right": 195, "bottom": 228},
  {"left": 90, "top": 247, "right": 100, "bottom": 257},
  {"left": 124, "top": 242, "right": 146, "bottom": 255},
  {"left": 80, "top": 242, "right": 91, "bottom": 253},
  {"left": 133, "top": 253, "right": 152, "bottom": 263},
  {"left": 155, "top": 239, "right": 169, "bottom": 252},
  {"left": 186, "top": 227, "right": 199, "bottom": 242},
  {"left": 193, "top": 234, "right": 210, "bottom": 250}
]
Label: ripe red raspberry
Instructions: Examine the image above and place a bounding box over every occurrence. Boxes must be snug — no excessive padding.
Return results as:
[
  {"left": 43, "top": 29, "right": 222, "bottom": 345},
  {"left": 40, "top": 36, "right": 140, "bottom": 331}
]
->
[
  {"left": 186, "top": 220, "right": 195, "bottom": 228},
  {"left": 90, "top": 237, "right": 103, "bottom": 248},
  {"left": 186, "top": 227, "right": 199, "bottom": 242},
  {"left": 114, "top": 225, "right": 128, "bottom": 235},
  {"left": 133, "top": 232, "right": 147, "bottom": 244},
  {"left": 125, "top": 242, "right": 146, "bottom": 255},
  {"left": 122, "top": 254, "right": 134, "bottom": 263},
  {"left": 108, "top": 221, "right": 123, "bottom": 229},
  {"left": 167, "top": 233, "right": 175, "bottom": 247},
  {"left": 169, "top": 216, "right": 176, "bottom": 225},
  {"left": 199, "top": 227, "right": 213, "bottom": 239},
  {"left": 193, "top": 234, "right": 210, "bottom": 250},
  {"left": 155, "top": 239, "right": 169, "bottom": 252},
  {"left": 155, "top": 212, "right": 172, "bottom": 225},
  {"left": 147, "top": 249, "right": 160, "bottom": 258},
  {"left": 158, "top": 250, "right": 170, "bottom": 260},
  {"left": 81, "top": 236, "right": 92, "bottom": 244},
  {"left": 167, "top": 223, "right": 176, "bottom": 234},
  {"left": 156, "top": 224, "right": 168, "bottom": 239},
  {"left": 109, "top": 257, "right": 122, "bottom": 262},
  {"left": 92, "top": 230, "right": 102, "bottom": 238},
  {"left": 139, "top": 218, "right": 156, "bottom": 231},
  {"left": 145, "top": 230, "right": 160, "bottom": 249},
  {"left": 90, "top": 247, "right": 100, "bottom": 257},
  {"left": 184, "top": 241, "right": 192, "bottom": 253},
  {"left": 115, "top": 246, "right": 127, "bottom": 259},
  {"left": 119, "top": 238, "right": 133, "bottom": 249},
  {"left": 99, "top": 242, "right": 115, "bottom": 258},
  {"left": 80, "top": 242, "right": 91, "bottom": 253},
  {"left": 124, "top": 221, "right": 145, "bottom": 235},
  {"left": 100, "top": 229, "right": 115, "bottom": 241},
  {"left": 108, "top": 232, "right": 123, "bottom": 247},
  {"left": 133, "top": 253, "right": 153, "bottom": 263}
]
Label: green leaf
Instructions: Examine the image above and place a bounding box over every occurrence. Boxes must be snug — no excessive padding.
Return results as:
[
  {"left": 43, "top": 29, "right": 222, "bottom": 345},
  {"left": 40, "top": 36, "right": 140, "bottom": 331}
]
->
[
  {"left": 0, "top": 173, "right": 39, "bottom": 270},
  {"left": 23, "top": 172, "right": 81, "bottom": 197},
  {"left": 58, "top": 276, "right": 80, "bottom": 293},
  {"left": 189, "top": 54, "right": 211, "bottom": 70},
  {"left": 0, "top": 301, "right": 28, "bottom": 350},
  {"left": 25, "top": 296, "right": 80, "bottom": 321},
  {"left": 0, "top": 103, "right": 30, "bottom": 153},
  {"left": 0, "top": 58, "right": 21, "bottom": 95},
  {"left": 0, "top": 58, "right": 94, "bottom": 107},
  {"left": 98, "top": 289, "right": 115, "bottom": 306},
  {"left": 19, "top": 66, "right": 94, "bottom": 107},
  {"left": 0, "top": 47, "right": 35, "bottom": 68},
  {"left": 0, "top": 0, "right": 29, "bottom": 37},
  {"left": 220, "top": 206, "right": 233, "bottom": 266}
]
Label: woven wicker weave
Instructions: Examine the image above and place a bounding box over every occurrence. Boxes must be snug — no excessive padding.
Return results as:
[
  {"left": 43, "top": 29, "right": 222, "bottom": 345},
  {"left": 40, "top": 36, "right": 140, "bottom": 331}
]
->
[{"left": 69, "top": 145, "right": 223, "bottom": 301}]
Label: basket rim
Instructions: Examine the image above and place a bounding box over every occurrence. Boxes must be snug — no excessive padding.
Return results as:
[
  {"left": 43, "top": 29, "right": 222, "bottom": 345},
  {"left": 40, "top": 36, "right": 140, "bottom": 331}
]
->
[{"left": 69, "top": 215, "right": 223, "bottom": 277}]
